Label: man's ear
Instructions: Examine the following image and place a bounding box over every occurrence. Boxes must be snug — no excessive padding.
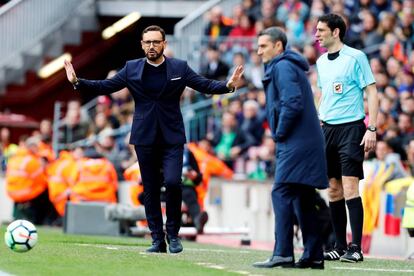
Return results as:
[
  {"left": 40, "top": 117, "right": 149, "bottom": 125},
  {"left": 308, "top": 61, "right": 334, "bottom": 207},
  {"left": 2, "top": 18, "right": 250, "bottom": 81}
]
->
[{"left": 333, "top": 28, "right": 340, "bottom": 38}]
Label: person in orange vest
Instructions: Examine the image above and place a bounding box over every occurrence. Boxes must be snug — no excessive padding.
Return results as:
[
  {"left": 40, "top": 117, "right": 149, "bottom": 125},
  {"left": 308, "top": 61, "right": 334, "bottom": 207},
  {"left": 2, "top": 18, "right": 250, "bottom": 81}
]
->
[
  {"left": 187, "top": 140, "right": 233, "bottom": 210},
  {"left": 69, "top": 146, "right": 118, "bottom": 203},
  {"left": 5, "top": 136, "right": 57, "bottom": 225},
  {"left": 124, "top": 161, "right": 144, "bottom": 207},
  {"left": 37, "top": 119, "right": 56, "bottom": 162},
  {"left": 46, "top": 147, "right": 82, "bottom": 218}
]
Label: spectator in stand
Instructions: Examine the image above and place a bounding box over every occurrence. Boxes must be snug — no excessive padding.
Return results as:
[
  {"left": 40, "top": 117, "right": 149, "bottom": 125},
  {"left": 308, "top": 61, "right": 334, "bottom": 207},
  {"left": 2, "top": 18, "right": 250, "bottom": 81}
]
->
[
  {"left": 259, "top": 0, "right": 281, "bottom": 29},
  {"left": 200, "top": 45, "right": 229, "bottom": 81},
  {"left": 228, "top": 99, "right": 244, "bottom": 125},
  {"left": 378, "top": 43, "right": 393, "bottom": 66},
  {"left": 241, "top": 0, "right": 261, "bottom": 21},
  {"left": 376, "top": 111, "right": 390, "bottom": 140},
  {"left": 370, "top": 57, "right": 385, "bottom": 74},
  {"left": 370, "top": 0, "right": 391, "bottom": 17},
  {"left": 401, "top": 96, "right": 414, "bottom": 117},
  {"left": 0, "top": 127, "right": 18, "bottom": 172},
  {"left": 249, "top": 51, "right": 264, "bottom": 89},
  {"left": 230, "top": 4, "right": 245, "bottom": 27},
  {"left": 95, "top": 128, "right": 127, "bottom": 180},
  {"left": 95, "top": 95, "right": 121, "bottom": 129},
  {"left": 397, "top": 112, "right": 414, "bottom": 146},
  {"left": 36, "top": 119, "right": 56, "bottom": 163},
  {"left": 227, "top": 14, "right": 257, "bottom": 51},
  {"left": 91, "top": 111, "right": 111, "bottom": 136},
  {"left": 276, "top": 0, "right": 310, "bottom": 23},
  {"left": 360, "top": 10, "right": 384, "bottom": 48},
  {"left": 60, "top": 107, "right": 89, "bottom": 144},
  {"left": 386, "top": 57, "right": 402, "bottom": 86},
  {"left": 378, "top": 12, "right": 397, "bottom": 39},
  {"left": 374, "top": 140, "right": 408, "bottom": 180},
  {"left": 286, "top": 10, "right": 307, "bottom": 46},
  {"left": 246, "top": 131, "right": 276, "bottom": 180},
  {"left": 210, "top": 112, "right": 250, "bottom": 169},
  {"left": 67, "top": 100, "right": 89, "bottom": 123},
  {"left": 204, "top": 6, "right": 232, "bottom": 42},
  {"left": 303, "top": 44, "right": 318, "bottom": 65},
  {"left": 227, "top": 52, "right": 251, "bottom": 88},
  {"left": 241, "top": 100, "right": 264, "bottom": 147}
]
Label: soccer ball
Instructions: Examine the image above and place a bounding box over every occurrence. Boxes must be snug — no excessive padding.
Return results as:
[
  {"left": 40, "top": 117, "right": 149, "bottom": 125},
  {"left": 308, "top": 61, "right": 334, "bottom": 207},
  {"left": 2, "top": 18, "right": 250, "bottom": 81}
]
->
[{"left": 4, "top": 220, "right": 38, "bottom": 252}]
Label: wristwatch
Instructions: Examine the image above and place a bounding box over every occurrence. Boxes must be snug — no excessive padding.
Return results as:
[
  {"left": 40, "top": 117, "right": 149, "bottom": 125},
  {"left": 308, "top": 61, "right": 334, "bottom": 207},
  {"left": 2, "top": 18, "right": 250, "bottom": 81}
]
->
[{"left": 367, "top": 125, "right": 377, "bottom": 132}]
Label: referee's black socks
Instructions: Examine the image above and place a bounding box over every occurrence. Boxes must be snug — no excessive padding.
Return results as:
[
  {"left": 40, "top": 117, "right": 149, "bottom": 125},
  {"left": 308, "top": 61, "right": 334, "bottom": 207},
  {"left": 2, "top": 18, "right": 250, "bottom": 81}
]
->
[
  {"left": 346, "top": 197, "right": 364, "bottom": 249},
  {"left": 329, "top": 198, "right": 347, "bottom": 250}
]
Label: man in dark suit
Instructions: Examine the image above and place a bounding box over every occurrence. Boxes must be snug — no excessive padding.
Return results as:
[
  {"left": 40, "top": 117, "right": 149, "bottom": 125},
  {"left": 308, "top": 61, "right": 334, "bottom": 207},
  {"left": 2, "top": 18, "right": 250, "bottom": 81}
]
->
[
  {"left": 252, "top": 27, "right": 328, "bottom": 269},
  {"left": 64, "top": 25, "right": 243, "bottom": 254}
]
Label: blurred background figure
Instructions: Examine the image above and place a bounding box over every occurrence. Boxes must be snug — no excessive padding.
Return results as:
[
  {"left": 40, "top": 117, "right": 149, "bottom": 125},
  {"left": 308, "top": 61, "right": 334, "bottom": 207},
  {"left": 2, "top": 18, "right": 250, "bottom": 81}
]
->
[{"left": 5, "top": 136, "right": 57, "bottom": 225}]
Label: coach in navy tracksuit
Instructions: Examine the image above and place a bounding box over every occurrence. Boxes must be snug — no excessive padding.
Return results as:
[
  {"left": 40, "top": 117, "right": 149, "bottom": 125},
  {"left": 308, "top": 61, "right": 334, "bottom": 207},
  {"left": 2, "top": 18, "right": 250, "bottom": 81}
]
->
[
  {"left": 64, "top": 25, "right": 244, "bottom": 254},
  {"left": 252, "top": 27, "right": 328, "bottom": 269}
]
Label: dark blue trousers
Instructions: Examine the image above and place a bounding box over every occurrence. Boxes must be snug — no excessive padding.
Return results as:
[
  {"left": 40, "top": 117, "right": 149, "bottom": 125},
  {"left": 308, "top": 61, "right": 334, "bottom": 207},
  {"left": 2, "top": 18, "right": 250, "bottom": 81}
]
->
[
  {"left": 135, "top": 144, "right": 183, "bottom": 241},
  {"left": 272, "top": 182, "right": 323, "bottom": 261}
]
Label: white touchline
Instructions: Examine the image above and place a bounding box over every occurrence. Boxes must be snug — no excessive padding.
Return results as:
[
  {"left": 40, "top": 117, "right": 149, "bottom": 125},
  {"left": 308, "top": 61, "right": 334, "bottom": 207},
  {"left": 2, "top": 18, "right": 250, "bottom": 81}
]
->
[{"left": 333, "top": 267, "right": 414, "bottom": 273}]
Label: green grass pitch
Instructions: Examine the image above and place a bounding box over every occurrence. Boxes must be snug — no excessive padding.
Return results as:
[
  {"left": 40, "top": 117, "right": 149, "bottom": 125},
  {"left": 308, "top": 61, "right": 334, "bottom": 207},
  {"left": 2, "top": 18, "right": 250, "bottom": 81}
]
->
[{"left": 1, "top": 226, "right": 413, "bottom": 275}]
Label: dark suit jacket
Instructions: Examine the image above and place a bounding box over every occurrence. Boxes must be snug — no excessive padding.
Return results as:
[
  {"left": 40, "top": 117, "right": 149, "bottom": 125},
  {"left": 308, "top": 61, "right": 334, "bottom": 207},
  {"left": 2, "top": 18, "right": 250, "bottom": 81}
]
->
[{"left": 76, "top": 57, "right": 232, "bottom": 145}]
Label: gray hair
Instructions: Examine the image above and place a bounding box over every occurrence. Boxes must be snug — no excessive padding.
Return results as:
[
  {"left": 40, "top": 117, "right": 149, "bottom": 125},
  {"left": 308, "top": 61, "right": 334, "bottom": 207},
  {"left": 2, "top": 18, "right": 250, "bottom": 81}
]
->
[{"left": 258, "top": 27, "right": 287, "bottom": 50}]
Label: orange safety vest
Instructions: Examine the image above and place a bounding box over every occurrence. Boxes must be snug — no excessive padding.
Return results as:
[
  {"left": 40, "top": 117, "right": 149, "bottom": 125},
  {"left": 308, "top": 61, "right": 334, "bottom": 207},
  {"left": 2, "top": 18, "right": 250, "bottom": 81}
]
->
[
  {"left": 5, "top": 147, "right": 48, "bottom": 203},
  {"left": 46, "top": 151, "right": 76, "bottom": 216},
  {"left": 70, "top": 157, "right": 118, "bottom": 203},
  {"left": 38, "top": 141, "right": 56, "bottom": 162},
  {"left": 188, "top": 143, "right": 233, "bottom": 209},
  {"left": 123, "top": 162, "right": 143, "bottom": 207}
]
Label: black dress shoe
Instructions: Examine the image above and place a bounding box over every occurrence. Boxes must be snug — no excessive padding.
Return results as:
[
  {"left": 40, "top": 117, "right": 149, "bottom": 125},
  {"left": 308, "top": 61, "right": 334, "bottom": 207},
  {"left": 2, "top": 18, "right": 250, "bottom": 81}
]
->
[
  {"left": 146, "top": 240, "right": 167, "bottom": 253},
  {"left": 252, "top": 256, "right": 294, "bottom": 268},
  {"left": 294, "top": 258, "right": 324, "bottom": 269},
  {"left": 167, "top": 237, "right": 183, "bottom": 253}
]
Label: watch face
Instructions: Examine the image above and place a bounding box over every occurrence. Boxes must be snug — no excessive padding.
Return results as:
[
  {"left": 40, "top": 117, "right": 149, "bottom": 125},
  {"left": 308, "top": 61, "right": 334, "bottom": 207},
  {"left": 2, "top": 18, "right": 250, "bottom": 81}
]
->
[{"left": 368, "top": 126, "right": 376, "bottom": 131}]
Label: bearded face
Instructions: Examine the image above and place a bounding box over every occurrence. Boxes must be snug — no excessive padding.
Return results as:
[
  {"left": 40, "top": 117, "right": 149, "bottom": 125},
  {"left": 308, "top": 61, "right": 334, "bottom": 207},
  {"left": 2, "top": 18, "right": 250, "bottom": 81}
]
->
[{"left": 141, "top": 31, "right": 166, "bottom": 62}]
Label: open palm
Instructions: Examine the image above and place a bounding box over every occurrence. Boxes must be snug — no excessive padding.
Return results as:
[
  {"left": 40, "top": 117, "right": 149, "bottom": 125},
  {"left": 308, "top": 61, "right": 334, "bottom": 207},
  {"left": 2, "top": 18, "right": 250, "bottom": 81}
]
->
[{"left": 63, "top": 60, "right": 77, "bottom": 83}]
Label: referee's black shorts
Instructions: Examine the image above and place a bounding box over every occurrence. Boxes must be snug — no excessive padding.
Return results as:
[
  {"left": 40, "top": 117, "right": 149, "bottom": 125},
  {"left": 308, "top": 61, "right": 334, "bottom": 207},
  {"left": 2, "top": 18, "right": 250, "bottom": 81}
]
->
[{"left": 322, "top": 119, "right": 365, "bottom": 180}]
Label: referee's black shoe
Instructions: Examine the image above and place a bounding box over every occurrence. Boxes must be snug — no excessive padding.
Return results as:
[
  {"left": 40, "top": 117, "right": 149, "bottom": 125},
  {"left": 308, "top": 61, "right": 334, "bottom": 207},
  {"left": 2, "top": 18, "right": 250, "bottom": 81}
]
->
[
  {"left": 340, "top": 244, "right": 364, "bottom": 263},
  {"left": 324, "top": 247, "right": 345, "bottom": 261}
]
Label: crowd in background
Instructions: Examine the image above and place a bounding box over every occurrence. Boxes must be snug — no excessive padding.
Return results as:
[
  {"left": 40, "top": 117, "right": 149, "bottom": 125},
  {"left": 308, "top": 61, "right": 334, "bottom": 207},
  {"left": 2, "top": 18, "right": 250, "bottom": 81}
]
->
[{"left": 1, "top": 0, "right": 414, "bottom": 224}]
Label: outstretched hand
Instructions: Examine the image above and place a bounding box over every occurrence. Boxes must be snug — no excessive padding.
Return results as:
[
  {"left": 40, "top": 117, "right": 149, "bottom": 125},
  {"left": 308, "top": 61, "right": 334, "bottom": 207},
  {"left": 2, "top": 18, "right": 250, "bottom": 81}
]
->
[
  {"left": 226, "top": 65, "right": 244, "bottom": 91},
  {"left": 64, "top": 60, "right": 77, "bottom": 84}
]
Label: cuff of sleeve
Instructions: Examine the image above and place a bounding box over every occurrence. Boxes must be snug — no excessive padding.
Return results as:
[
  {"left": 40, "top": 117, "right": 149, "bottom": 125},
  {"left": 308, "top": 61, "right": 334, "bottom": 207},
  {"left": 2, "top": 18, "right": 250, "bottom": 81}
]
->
[{"left": 72, "top": 79, "right": 80, "bottom": 90}]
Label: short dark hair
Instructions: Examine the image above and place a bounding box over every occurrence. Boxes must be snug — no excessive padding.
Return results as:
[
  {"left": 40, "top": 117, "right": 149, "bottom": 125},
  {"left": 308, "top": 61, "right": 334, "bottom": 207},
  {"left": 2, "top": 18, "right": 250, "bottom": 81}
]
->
[
  {"left": 258, "top": 27, "right": 287, "bottom": 50},
  {"left": 142, "top": 25, "right": 165, "bottom": 40},
  {"left": 318, "top": 13, "right": 347, "bottom": 42}
]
